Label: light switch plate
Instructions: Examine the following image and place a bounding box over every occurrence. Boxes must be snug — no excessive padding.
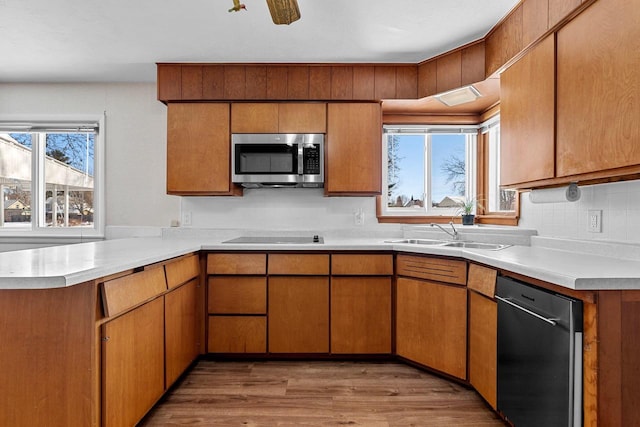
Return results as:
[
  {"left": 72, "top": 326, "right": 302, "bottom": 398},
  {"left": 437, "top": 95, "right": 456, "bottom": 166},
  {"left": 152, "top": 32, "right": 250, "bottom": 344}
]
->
[{"left": 588, "top": 210, "right": 602, "bottom": 233}]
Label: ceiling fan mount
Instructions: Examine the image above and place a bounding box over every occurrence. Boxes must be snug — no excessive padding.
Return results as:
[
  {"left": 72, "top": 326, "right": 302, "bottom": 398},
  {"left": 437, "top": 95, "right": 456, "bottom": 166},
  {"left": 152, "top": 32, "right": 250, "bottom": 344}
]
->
[{"left": 228, "top": 0, "right": 301, "bottom": 25}]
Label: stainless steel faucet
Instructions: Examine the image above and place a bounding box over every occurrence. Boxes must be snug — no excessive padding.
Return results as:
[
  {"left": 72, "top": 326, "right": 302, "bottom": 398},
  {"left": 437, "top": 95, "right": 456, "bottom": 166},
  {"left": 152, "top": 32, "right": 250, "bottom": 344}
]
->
[{"left": 430, "top": 222, "right": 459, "bottom": 240}]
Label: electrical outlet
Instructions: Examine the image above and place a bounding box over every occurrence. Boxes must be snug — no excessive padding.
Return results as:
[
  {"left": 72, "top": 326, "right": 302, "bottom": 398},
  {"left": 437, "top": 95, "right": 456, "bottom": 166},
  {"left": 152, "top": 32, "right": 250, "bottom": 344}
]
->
[
  {"left": 354, "top": 208, "right": 364, "bottom": 226},
  {"left": 588, "top": 210, "right": 602, "bottom": 233},
  {"left": 181, "top": 211, "right": 192, "bottom": 227}
]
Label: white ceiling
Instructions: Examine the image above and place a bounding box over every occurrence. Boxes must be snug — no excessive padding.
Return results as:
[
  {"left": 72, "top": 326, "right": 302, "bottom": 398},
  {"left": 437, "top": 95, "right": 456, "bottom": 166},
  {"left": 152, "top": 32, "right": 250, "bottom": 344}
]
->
[{"left": 0, "top": 0, "right": 519, "bottom": 83}]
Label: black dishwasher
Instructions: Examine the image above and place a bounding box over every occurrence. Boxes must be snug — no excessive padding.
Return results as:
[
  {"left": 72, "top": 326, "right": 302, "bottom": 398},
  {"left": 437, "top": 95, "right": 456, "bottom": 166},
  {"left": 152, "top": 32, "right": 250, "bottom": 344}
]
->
[{"left": 496, "top": 276, "right": 583, "bottom": 427}]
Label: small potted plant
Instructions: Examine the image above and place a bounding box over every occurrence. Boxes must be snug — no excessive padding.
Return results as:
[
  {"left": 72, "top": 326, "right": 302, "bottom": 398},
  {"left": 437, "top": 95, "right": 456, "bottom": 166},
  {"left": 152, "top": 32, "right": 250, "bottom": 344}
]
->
[{"left": 457, "top": 197, "right": 481, "bottom": 225}]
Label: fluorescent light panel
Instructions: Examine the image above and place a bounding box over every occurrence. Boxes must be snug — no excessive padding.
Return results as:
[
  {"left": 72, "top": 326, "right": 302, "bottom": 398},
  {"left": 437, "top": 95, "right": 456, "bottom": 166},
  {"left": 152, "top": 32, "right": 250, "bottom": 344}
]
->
[{"left": 435, "top": 85, "right": 482, "bottom": 107}]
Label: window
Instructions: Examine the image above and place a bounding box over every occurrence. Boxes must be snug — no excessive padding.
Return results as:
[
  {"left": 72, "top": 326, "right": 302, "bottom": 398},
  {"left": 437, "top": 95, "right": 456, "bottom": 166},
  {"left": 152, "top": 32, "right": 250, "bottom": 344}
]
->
[
  {"left": 0, "top": 118, "right": 104, "bottom": 237},
  {"left": 483, "top": 117, "right": 517, "bottom": 213},
  {"left": 382, "top": 126, "right": 477, "bottom": 217}
]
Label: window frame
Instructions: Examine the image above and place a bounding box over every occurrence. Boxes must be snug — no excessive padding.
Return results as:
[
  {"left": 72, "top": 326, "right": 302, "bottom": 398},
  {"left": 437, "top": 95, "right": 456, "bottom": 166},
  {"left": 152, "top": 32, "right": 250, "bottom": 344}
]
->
[
  {"left": 377, "top": 117, "right": 520, "bottom": 225},
  {"left": 0, "top": 115, "right": 105, "bottom": 239},
  {"left": 379, "top": 125, "right": 478, "bottom": 219},
  {"left": 476, "top": 114, "right": 519, "bottom": 226}
]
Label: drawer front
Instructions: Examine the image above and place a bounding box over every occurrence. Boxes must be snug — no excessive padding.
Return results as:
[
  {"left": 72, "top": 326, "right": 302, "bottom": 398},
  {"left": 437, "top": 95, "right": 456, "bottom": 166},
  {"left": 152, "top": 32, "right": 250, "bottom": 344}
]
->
[
  {"left": 268, "top": 254, "right": 330, "bottom": 275},
  {"left": 331, "top": 254, "right": 393, "bottom": 276},
  {"left": 101, "top": 266, "right": 167, "bottom": 317},
  {"left": 208, "top": 316, "right": 267, "bottom": 353},
  {"left": 207, "top": 253, "right": 266, "bottom": 275},
  {"left": 208, "top": 277, "right": 267, "bottom": 314},
  {"left": 165, "top": 253, "right": 200, "bottom": 289},
  {"left": 396, "top": 254, "right": 467, "bottom": 285},
  {"left": 467, "top": 263, "right": 497, "bottom": 298}
]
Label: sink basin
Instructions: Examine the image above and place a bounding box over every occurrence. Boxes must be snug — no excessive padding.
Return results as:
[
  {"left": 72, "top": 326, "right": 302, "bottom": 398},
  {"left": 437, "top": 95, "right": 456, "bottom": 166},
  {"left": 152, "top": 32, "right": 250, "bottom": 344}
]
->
[
  {"left": 384, "top": 239, "right": 447, "bottom": 245},
  {"left": 442, "top": 241, "right": 511, "bottom": 250}
]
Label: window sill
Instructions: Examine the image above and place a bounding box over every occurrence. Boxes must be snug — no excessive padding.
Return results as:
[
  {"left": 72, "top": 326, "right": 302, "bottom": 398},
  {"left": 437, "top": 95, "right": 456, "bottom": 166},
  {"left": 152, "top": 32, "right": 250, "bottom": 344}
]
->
[{"left": 376, "top": 197, "right": 519, "bottom": 225}]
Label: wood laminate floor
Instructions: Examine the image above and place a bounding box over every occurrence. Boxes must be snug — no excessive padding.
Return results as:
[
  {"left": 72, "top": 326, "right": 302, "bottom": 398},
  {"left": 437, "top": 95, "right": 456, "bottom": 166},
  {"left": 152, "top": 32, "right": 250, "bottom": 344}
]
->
[{"left": 140, "top": 360, "right": 507, "bottom": 426}]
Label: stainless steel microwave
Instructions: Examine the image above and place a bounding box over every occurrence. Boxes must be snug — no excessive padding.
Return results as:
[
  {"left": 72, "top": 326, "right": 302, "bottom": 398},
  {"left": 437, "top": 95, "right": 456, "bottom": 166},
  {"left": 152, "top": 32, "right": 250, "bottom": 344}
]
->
[{"left": 231, "top": 133, "right": 324, "bottom": 188}]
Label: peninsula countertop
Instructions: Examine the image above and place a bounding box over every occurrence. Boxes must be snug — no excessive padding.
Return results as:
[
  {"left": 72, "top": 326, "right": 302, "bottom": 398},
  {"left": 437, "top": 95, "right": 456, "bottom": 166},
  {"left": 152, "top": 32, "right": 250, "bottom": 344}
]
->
[{"left": 1, "top": 236, "right": 639, "bottom": 291}]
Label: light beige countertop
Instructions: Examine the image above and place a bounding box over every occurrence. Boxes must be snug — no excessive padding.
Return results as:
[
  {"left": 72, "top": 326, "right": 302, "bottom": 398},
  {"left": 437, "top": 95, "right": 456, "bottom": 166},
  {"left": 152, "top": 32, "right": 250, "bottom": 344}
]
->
[{"left": 1, "top": 234, "right": 639, "bottom": 291}]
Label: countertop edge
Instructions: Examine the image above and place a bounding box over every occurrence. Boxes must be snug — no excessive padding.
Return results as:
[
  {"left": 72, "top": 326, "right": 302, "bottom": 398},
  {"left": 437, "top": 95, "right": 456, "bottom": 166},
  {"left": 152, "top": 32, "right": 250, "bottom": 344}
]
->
[{"left": 1, "top": 237, "right": 639, "bottom": 291}]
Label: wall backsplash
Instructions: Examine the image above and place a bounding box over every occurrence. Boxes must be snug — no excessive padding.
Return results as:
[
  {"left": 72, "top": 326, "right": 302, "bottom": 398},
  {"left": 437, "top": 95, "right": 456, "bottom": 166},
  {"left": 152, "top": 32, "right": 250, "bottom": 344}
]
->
[
  {"left": 182, "top": 188, "right": 383, "bottom": 230},
  {"left": 519, "top": 180, "right": 640, "bottom": 244}
]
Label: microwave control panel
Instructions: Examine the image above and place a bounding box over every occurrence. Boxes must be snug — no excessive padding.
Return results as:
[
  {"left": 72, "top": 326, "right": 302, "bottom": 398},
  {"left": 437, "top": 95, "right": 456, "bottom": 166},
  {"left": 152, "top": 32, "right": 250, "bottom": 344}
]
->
[{"left": 303, "top": 145, "right": 321, "bottom": 174}]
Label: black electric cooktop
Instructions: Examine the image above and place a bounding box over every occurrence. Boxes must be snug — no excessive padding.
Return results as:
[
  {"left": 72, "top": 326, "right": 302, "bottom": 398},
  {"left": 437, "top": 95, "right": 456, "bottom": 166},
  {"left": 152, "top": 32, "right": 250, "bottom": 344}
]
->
[{"left": 222, "top": 235, "right": 324, "bottom": 244}]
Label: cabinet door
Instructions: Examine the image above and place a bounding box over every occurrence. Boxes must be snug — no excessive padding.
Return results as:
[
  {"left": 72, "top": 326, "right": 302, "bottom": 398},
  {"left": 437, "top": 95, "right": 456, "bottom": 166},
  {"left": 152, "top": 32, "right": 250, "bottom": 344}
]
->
[
  {"left": 556, "top": 0, "right": 640, "bottom": 176},
  {"left": 102, "top": 297, "right": 165, "bottom": 427},
  {"left": 331, "top": 277, "right": 391, "bottom": 354},
  {"left": 165, "top": 279, "right": 199, "bottom": 387},
  {"left": 396, "top": 277, "right": 467, "bottom": 379},
  {"left": 278, "top": 103, "right": 326, "bottom": 133},
  {"left": 326, "top": 103, "right": 382, "bottom": 195},
  {"left": 268, "top": 276, "right": 329, "bottom": 353},
  {"left": 469, "top": 290, "right": 497, "bottom": 409},
  {"left": 167, "top": 103, "right": 233, "bottom": 195},
  {"left": 231, "top": 103, "right": 279, "bottom": 133},
  {"left": 208, "top": 316, "right": 267, "bottom": 353},
  {"left": 500, "top": 35, "right": 555, "bottom": 187}
]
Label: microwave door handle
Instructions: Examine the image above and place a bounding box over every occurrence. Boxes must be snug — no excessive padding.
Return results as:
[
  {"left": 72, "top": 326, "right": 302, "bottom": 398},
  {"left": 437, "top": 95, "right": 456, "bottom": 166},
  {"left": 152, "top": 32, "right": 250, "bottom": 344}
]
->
[{"left": 297, "top": 144, "right": 304, "bottom": 175}]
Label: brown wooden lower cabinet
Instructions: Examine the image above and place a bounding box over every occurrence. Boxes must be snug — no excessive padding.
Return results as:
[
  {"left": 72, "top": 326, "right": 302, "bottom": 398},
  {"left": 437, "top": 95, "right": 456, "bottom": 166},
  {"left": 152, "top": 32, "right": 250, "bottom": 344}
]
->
[
  {"left": 101, "top": 297, "right": 165, "bottom": 427},
  {"left": 208, "top": 316, "right": 267, "bottom": 353},
  {"left": 0, "top": 284, "right": 97, "bottom": 427},
  {"left": 268, "top": 276, "right": 330, "bottom": 353},
  {"left": 468, "top": 290, "right": 497, "bottom": 409},
  {"left": 396, "top": 276, "right": 467, "bottom": 379},
  {"left": 165, "top": 279, "right": 200, "bottom": 386},
  {"left": 331, "top": 277, "right": 392, "bottom": 354}
]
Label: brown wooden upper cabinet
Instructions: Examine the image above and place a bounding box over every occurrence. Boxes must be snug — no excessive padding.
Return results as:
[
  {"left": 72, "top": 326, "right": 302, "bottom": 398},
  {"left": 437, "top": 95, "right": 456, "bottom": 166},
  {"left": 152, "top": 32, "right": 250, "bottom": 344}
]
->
[
  {"left": 500, "top": 0, "right": 640, "bottom": 188},
  {"left": 556, "top": 0, "right": 640, "bottom": 177},
  {"left": 325, "top": 103, "right": 382, "bottom": 195},
  {"left": 500, "top": 35, "right": 555, "bottom": 187},
  {"left": 157, "top": 64, "right": 417, "bottom": 102},
  {"left": 231, "top": 102, "right": 327, "bottom": 133},
  {"left": 167, "top": 103, "right": 238, "bottom": 195}
]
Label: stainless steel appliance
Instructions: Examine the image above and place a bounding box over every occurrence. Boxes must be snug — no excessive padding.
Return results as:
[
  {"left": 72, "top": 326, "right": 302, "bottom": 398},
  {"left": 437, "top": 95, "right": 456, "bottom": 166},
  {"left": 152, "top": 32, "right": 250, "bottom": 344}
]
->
[
  {"left": 496, "top": 276, "right": 583, "bottom": 427},
  {"left": 232, "top": 133, "right": 324, "bottom": 188}
]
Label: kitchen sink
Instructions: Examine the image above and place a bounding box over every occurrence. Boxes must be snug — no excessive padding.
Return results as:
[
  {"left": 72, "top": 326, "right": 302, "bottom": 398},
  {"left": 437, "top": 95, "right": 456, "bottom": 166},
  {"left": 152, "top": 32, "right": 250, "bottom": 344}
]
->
[
  {"left": 442, "top": 241, "right": 511, "bottom": 250},
  {"left": 385, "top": 239, "right": 511, "bottom": 250},
  {"left": 384, "top": 239, "right": 447, "bottom": 245}
]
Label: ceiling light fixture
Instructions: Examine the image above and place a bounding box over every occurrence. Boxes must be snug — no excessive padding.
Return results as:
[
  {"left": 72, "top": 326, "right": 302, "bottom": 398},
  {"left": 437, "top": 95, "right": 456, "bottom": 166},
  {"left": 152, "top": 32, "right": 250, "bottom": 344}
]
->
[
  {"left": 266, "top": 0, "right": 301, "bottom": 25},
  {"left": 435, "top": 85, "right": 482, "bottom": 107}
]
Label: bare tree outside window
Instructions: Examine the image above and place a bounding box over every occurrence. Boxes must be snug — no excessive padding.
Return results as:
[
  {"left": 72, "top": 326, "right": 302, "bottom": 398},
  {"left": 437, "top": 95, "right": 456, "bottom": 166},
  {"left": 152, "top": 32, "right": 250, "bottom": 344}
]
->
[
  {"left": 441, "top": 155, "right": 466, "bottom": 197},
  {"left": 45, "top": 133, "right": 95, "bottom": 227}
]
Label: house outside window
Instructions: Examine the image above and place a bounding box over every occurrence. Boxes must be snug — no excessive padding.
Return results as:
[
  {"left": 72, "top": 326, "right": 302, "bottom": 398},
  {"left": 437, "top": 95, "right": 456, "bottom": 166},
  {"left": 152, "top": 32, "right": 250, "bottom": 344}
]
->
[
  {"left": 0, "top": 117, "right": 104, "bottom": 238},
  {"left": 382, "top": 126, "right": 477, "bottom": 217}
]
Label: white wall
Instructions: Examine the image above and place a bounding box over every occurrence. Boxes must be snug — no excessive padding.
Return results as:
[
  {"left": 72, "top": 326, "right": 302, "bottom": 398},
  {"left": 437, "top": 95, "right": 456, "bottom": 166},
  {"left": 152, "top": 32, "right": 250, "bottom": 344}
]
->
[
  {"left": 519, "top": 180, "right": 640, "bottom": 244},
  {"left": 182, "top": 188, "right": 380, "bottom": 231},
  {"left": 0, "top": 83, "right": 180, "bottom": 234}
]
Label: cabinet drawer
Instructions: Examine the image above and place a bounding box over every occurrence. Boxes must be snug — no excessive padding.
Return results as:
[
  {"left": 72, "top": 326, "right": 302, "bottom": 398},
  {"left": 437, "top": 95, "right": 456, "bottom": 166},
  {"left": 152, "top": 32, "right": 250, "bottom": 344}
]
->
[
  {"left": 467, "top": 264, "right": 497, "bottom": 298},
  {"left": 268, "top": 254, "right": 329, "bottom": 275},
  {"left": 396, "top": 254, "right": 467, "bottom": 285},
  {"left": 208, "top": 316, "right": 266, "bottom": 353},
  {"left": 331, "top": 254, "right": 393, "bottom": 275},
  {"left": 207, "top": 253, "right": 266, "bottom": 275},
  {"left": 208, "top": 277, "right": 267, "bottom": 314},
  {"left": 165, "top": 253, "right": 200, "bottom": 289},
  {"left": 101, "top": 267, "right": 167, "bottom": 317}
]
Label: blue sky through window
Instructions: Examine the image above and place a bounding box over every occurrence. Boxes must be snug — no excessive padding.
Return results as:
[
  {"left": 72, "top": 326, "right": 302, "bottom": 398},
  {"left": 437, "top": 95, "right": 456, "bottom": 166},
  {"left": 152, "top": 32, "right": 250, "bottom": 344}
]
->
[{"left": 389, "top": 134, "right": 466, "bottom": 206}]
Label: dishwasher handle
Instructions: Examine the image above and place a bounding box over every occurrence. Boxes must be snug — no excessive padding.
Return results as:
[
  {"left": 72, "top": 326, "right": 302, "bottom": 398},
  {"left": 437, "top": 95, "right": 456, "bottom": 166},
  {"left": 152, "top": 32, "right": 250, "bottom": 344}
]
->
[{"left": 495, "top": 295, "right": 558, "bottom": 326}]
